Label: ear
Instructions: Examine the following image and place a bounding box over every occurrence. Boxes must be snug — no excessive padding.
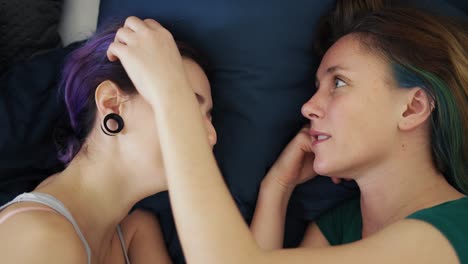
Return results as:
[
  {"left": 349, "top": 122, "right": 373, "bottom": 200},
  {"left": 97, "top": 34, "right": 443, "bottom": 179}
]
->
[
  {"left": 95, "top": 80, "right": 128, "bottom": 117},
  {"left": 398, "top": 88, "right": 434, "bottom": 131}
]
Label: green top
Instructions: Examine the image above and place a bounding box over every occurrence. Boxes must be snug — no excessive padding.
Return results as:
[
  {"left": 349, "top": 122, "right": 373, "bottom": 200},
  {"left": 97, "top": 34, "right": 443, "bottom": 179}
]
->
[{"left": 316, "top": 197, "right": 468, "bottom": 263}]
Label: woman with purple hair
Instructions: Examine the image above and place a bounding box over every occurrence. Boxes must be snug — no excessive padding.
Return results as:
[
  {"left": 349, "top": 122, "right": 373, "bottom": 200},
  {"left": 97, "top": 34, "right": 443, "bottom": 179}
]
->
[{"left": 0, "top": 18, "right": 216, "bottom": 263}]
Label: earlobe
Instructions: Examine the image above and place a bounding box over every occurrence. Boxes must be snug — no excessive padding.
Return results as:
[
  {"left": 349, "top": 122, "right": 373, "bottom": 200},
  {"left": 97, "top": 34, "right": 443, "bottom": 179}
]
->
[{"left": 398, "top": 88, "right": 433, "bottom": 131}]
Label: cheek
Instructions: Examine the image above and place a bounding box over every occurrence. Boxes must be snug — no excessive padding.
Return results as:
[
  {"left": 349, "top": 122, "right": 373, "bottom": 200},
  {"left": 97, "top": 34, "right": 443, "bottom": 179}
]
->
[
  {"left": 139, "top": 108, "right": 160, "bottom": 149},
  {"left": 132, "top": 119, "right": 164, "bottom": 172},
  {"left": 329, "top": 91, "right": 390, "bottom": 128},
  {"left": 127, "top": 103, "right": 162, "bottom": 156},
  {"left": 327, "top": 95, "right": 366, "bottom": 131},
  {"left": 326, "top": 94, "right": 388, "bottom": 148},
  {"left": 328, "top": 94, "right": 397, "bottom": 155}
]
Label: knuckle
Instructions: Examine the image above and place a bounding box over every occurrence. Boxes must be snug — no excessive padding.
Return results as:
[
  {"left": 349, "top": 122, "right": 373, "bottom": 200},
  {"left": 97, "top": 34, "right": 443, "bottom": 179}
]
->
[
  {"left": 116, "top": 27, "right": 125, "bottom": 35},
  {"left": 144, "top": 18, "right": 157, "bottom": 25},
  {"left": 125, "top": 16, "right": 137, "bottom": 24}
]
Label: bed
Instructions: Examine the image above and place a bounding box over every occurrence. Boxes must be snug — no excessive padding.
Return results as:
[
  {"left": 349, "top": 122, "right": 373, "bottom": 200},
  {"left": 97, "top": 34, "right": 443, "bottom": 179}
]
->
[{"left": 0, "top": 0, "right": 466, "bottom": 262}]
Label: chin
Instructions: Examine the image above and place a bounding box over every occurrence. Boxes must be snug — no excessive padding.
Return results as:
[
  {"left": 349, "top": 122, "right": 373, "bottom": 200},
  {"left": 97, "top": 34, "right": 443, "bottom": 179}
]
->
[
  {"left": 313, "top": 159, "right": 332, "bottom": 176},
  {"left": 313, "top": 157, "right": 347, "bottom": 178}
]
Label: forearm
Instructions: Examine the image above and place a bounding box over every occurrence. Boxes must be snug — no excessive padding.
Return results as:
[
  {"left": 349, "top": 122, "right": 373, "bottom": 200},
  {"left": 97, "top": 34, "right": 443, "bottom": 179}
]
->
[
  {"left": 149, "top": 84, "right": 262, "bottom": 264},
  {"left": 250, "top": 174, "right": 294, "bottom": 250}
]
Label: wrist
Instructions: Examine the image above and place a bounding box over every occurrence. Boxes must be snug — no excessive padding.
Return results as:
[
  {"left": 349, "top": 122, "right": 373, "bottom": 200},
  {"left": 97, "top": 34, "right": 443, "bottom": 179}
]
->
[
  {"left": 261, "top": 172, "right": 296, "bottom": 197},
  {"left": 257, "top": 174, "right": 295, "bottom": 214}
]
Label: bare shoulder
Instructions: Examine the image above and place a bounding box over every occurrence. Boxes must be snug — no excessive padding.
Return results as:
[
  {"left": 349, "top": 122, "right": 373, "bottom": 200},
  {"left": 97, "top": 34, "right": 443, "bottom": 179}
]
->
[
  {"left": 0, "top": 208, "right": 87, "bottom": 264},
  {"left": 120, "top": 209, "right": 172, "bottom": 264},
  {"left": 121, "top": 209, "right": 160, "bottom": 238}
]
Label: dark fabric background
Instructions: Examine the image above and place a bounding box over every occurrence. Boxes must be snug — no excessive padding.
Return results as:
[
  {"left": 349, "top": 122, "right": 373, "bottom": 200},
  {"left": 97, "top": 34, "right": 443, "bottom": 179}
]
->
[
  {"left": 0, "top": 0, "right": 63, "bottom": 75},
  {"left": 0, "top": 0, "right": 466, "bottom": 263}
]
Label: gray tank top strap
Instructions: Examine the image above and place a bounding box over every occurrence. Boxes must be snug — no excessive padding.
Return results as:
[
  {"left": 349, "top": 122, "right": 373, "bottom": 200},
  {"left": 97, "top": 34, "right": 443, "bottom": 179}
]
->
[
  {"left": 0, "top": 192, "right": 92, "bottom": 264},
  {"left": 116, "top": 224, "right": 131, "bottom": 264}
]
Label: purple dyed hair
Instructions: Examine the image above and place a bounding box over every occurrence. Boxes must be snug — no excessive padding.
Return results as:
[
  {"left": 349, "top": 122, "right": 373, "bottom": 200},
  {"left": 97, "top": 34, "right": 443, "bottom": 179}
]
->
[{"left": 57, "top": 23, "right": 208, "bottom": 164}]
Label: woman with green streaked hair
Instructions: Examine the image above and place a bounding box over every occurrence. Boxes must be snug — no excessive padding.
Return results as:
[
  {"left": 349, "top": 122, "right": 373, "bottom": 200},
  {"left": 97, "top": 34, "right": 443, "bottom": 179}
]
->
[{"left": 78, "top": 1, "right": 467, "bottom": 263}]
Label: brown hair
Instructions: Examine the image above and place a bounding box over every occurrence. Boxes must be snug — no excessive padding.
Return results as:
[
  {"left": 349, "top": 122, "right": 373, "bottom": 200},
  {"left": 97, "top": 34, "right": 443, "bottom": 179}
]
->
[
  {"left": 314, "top": 0, "right": 392, "bottom": 56},
  {"left": 319, "top": 2, "right": 468, "bottom": 193}
]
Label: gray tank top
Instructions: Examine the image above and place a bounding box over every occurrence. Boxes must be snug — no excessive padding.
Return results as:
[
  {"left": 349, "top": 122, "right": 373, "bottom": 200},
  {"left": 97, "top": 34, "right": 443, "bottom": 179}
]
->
[{"left": 0, "top": 192, "right": 131, "bottom": 264}]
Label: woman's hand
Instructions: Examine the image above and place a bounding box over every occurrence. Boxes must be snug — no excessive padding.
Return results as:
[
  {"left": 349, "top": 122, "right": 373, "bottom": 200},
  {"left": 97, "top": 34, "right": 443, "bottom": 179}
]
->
[
  {"left": 107, "top": 16, "right": 189, "bottom": 104},
  {"left": 266, "top": 125, "right": 318, "bottom": 191},
  {"left": 250, "top": 125, "right": 317, "bottom": 249}
]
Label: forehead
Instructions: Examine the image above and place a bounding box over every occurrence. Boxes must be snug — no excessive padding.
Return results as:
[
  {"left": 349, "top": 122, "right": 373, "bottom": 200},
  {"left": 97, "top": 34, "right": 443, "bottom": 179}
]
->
[
  {"left": 317, "top": 34, "right": 391, "bottom": 80},
  {"left": 182, "top": 58, "right": 211, "bottom": 101}
]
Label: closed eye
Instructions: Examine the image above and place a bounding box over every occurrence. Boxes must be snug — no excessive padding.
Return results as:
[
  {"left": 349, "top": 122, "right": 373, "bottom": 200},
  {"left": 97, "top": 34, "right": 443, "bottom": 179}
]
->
[
  {"left": 195, "top": 93, "right": 205, "bottom": 104},
  {"left": 207, "top": 109, "right": 213, "bottom": 120}
]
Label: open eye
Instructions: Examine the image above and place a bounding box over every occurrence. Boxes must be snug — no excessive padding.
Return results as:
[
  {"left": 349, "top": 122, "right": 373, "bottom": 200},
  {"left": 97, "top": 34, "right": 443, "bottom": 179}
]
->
[{"left": 335, "top": 78, "right": 346, "bottom": 88}]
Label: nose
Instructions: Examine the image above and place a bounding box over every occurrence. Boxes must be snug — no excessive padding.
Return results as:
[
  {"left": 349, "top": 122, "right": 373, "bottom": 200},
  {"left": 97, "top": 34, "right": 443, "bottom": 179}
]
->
[
  {"left": 205, "top": 119, "right": 217, "bottom": 147},
  {"left": 301, "top": 94, "right": 324, "bottom": 120}
]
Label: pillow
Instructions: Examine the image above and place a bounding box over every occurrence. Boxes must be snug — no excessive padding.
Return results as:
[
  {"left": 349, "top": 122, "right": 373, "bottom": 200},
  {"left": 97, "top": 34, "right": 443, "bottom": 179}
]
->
[
  {"left": 0, "top": 42, "right": 81, "bottom": 195},
  {"left": 0, "top": 0, "right": 466, "bottom": 263},
  {"left": 0, "top": 0, "right": 63, "bottom": 75}
]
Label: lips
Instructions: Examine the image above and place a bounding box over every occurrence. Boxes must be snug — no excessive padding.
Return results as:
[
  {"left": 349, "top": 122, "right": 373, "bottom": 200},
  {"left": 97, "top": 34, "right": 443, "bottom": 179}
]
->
[{"left": 309, "top": 129, "right": 331, "bottom": 145}]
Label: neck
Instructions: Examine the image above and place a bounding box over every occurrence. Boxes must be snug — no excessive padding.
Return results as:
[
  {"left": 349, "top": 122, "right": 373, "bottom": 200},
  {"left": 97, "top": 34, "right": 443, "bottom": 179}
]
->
[
  {"left": 355, "top": 143, "right": 464, "bottom": 237},
  {"left": 35, "top": 154, "right": 152, "bottom": 259}
]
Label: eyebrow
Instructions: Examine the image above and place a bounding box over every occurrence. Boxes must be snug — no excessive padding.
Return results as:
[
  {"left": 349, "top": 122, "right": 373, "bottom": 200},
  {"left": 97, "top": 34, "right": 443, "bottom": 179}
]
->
[
  {"left": 315, "top": 65, "right": 349, "bottom": 83},
  {"left": 326, "top": 65, "right": 348, "bottom": 74}
]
